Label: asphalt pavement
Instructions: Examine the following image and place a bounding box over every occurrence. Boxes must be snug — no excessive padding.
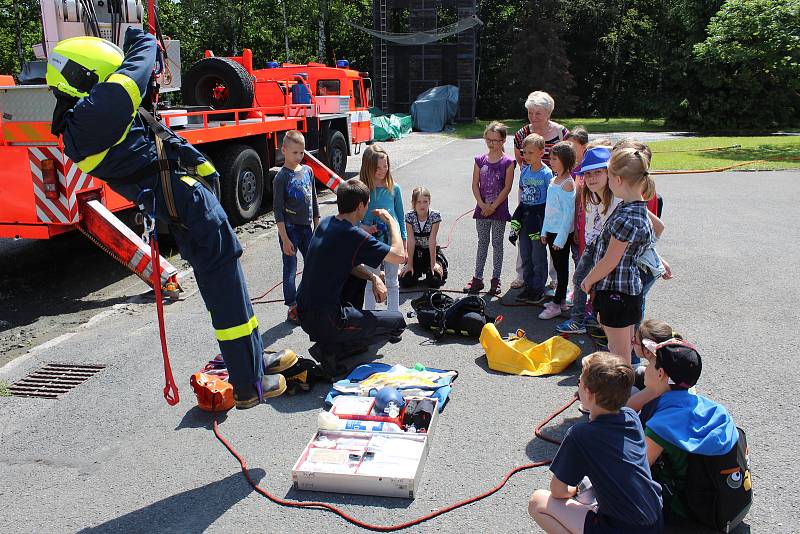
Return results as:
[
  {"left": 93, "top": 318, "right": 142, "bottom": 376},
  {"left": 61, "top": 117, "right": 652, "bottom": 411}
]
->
[{"left": 1, "top": 135, "right": 797, "bottom": 533}]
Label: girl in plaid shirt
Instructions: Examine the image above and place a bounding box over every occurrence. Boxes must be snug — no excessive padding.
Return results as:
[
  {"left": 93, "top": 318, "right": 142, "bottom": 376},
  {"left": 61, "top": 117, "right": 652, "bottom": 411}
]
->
[{"left": 581, "top": 148, "right": 657, "bottom": 364}]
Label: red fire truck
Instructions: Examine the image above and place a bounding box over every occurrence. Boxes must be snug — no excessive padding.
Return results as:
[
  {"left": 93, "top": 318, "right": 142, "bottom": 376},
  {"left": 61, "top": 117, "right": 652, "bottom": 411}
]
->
[{"left": 0, "top": 0, "right": 373, "bottom": 290}]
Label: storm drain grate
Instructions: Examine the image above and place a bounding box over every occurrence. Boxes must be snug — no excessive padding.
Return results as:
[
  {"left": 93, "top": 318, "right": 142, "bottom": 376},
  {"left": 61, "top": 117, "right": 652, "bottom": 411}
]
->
[{"left": 10, "top": 363, "right": 106, "bottom": 399}]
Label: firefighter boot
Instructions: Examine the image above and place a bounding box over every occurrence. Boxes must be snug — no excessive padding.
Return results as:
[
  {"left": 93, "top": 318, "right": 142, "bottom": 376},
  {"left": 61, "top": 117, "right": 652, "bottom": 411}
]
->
[
  {"left": 234, "top": 374, "right": 287, "bottom": 409},
  {"left": 308, "top": 343, "right": 349, "bottom": 380},
  {"left": 263, "top": 348, "right": 299, "bottom": 374}
]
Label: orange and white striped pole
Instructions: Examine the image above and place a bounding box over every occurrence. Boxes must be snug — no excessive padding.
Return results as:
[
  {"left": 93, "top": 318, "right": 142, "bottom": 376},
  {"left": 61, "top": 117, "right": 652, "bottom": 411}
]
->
[{"left": 303, "top": 150, "right": 344, "bottom": 191}]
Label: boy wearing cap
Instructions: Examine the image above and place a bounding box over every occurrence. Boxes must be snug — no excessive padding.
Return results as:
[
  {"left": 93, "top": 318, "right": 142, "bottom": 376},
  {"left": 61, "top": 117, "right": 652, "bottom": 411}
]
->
[
  {"left": 638, "top": 338, "right": 739, "bottom": 521},
  {"left": 529, "top": 352, "right": 664, "bottom": 533}
]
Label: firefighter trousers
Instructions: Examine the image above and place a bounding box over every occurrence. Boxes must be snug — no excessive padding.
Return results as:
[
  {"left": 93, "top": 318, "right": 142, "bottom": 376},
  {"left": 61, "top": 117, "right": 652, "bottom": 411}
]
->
[
  {"left": 298, "top": 276, "right": 406, "bottom": 358},
  {"left": 118, "top": 172, "right": 264, "bottom": 392}
]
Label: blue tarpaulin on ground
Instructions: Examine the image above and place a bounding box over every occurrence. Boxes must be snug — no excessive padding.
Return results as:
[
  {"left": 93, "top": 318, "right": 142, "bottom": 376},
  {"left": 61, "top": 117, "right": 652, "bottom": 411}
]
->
[{"left": 410, "top": 85, "right": 459, "bottom": 132}]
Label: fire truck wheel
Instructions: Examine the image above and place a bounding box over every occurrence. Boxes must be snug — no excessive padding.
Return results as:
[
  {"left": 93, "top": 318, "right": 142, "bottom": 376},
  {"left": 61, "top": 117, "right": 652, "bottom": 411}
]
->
[
  {"left": 323, "top": 130, "right": 348, "bottom": 180},
  {"left": 217, "top": 145, "right": 264, "bottom": 225},
  {"left": 182, "top": 57, "right": 254, "bottom": 119}
]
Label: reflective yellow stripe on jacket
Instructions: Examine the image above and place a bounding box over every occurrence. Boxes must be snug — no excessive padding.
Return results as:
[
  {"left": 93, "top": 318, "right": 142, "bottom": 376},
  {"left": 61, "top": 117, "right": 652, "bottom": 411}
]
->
[
  {"left": 77, "top": 73, "right": 142, "bottom": 173},
  {"left": 215, "top": 316, "right": 259, "bottom": 342},
  {"left": 196, "top": 161, "right": 216, "bottom": 177}
]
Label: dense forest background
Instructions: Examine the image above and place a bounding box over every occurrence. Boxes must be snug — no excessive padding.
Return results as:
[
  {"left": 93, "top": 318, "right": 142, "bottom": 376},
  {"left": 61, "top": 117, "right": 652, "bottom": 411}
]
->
[{"left": 1, "top": 0, "right": 798, "bottom": 129}]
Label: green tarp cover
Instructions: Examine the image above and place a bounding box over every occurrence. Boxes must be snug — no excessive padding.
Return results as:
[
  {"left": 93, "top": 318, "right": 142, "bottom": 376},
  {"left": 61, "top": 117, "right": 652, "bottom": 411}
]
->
[{"left": 370, "top": 108, "right": 413, "bottom": 141}]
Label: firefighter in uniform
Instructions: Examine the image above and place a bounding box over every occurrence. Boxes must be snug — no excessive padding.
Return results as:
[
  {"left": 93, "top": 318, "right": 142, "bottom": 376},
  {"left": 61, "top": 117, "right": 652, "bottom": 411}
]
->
[{"left": 46, "top": 28, "right": 288, "bottom": 408}]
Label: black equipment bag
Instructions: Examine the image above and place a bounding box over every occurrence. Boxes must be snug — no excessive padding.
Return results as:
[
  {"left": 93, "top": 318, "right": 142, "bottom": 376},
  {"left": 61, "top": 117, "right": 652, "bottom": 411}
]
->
[
  {"left": 410, "top": 290, "right": 495, "bottom": 338},
  {"left": 684, "top": 427, "right": 752, "bottom": 532}
]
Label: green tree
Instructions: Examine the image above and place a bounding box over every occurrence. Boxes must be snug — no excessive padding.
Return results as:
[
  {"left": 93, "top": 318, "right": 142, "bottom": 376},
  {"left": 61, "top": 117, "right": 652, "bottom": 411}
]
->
[
  {"left": 671, "top": 0, "right": 800, "bottom": 129},
  {"left": 0, "top": 0, "right": 42, "bottom": 77},
  {"left": 475, "top": 1, "right": 518, "bottom": 117},
  {"left": 477, "top": 0, "right": 575, "bottom": 118}
]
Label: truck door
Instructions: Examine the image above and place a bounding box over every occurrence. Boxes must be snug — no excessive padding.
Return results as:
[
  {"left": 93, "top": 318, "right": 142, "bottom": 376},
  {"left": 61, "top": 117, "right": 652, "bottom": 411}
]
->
[
  {"left": 351, "top": 80, "right": 364, "bottom": 109},
  {"left": 362, "top": 78, "right": 374, "bottom": 108}
]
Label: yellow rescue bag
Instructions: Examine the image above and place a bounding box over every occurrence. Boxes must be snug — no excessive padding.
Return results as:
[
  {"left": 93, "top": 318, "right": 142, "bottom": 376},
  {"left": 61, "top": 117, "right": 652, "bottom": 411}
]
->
[{"left": 479, "top": 323, "right": 581, "bottom": 376}]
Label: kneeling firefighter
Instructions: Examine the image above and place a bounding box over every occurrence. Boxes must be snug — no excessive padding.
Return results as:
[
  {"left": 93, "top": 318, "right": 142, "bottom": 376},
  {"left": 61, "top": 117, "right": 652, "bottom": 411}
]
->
[{"left": 46, "top": 28, "right": 285, "bottom": 408}]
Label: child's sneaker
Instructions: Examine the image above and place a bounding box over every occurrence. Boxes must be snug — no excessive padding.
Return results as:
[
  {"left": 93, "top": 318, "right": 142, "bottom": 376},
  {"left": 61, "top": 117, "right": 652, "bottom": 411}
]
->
[
  {"left": 510, "top": 278, "right": 525, "bottom": 289},
  {"left": 538, "top": 302, "right": 562, "bottom": 320},
  {"left": 488, "top": 278, "right": 501, "bottom": 295},
  {"left": 286, "top": 304, "right": 300, "bottom": 325},
  {"left": 556, "top": 319, "right": 587, "bottom": 334},
  {"left": 515, "top": 288, "right": 543, "bottom": 303},
  {"left": 463, "top": 277, "right": 484, "bottom": 294},
  {"left": 587, "top": 323, "right": 606, "bottom": 339}
]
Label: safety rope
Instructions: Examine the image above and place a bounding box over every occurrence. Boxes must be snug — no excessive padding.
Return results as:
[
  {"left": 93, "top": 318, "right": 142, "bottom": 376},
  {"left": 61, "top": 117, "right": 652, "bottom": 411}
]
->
[
  {"left": 651, "top": 144, "right": 742, "bottom": 154},
  {"left": 650, "top": 154, "right": 800, "bottom": 174},
  {"left": 139, "top": 189, "right": 180, "bottom": 406},
  {"left": 212, "top": 394, "right": 576, "bottom": 532},
  {"left": 651, "top": 155, "right": 800, "bottom": 174}
]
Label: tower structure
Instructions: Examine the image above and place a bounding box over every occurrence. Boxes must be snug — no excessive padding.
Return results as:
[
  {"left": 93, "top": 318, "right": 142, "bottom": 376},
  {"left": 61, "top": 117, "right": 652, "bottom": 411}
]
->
[{"left": 372, "top": 0, "right": 478, "bottom": 121}]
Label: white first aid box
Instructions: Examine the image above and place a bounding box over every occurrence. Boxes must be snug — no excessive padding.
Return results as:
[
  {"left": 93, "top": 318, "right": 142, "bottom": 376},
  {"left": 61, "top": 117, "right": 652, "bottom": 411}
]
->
[{"left": 291, "top": 397, "right": 439, "bottom": 499}]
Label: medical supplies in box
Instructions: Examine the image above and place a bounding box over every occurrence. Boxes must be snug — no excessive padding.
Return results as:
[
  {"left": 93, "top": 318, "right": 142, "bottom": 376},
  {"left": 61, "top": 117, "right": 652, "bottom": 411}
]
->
[
  {"left": 292, "top": 397, "right": 439, "bottom": 498},
  {"left": 330, "top": 393, "right": 405, "bottom": 428}
]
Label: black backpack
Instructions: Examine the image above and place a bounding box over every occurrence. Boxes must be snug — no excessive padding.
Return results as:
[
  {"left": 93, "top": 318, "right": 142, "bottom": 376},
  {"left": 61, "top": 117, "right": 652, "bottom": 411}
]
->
[
  {"left": 409, "top": 290, "right": 495, "bottom": 338},
  {"left": 684, "top": 427, "right": 752, "bottom": 532}
]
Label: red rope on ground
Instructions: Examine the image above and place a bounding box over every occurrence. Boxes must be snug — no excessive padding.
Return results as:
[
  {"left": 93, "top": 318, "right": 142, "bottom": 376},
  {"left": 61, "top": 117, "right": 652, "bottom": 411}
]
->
[
  {"left": 250, "top": 269, "right": 303, "bottom": 303},
  {"left": 652, "top": 155, "right": 800, "bottom": 174},
  {"left": 440, "top": 208, "right": 474, "bottom": 250},
  {"left": 212, "top": 395, "right": 577, "bottom": 532}
]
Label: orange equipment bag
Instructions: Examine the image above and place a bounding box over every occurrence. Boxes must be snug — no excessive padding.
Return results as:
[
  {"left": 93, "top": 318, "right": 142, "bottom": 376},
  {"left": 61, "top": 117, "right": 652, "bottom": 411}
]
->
[{"left": 190, "top": 372, "right": 235, "bottom": 412}]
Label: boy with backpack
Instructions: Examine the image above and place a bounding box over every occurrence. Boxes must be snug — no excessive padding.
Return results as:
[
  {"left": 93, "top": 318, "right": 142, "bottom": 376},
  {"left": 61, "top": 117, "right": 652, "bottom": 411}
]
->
[
  {"left": 638, "top": 337, "right": 751, "bottom": 530},
  {"left": 529, "top": 352, "right": 664, "bottom": 533}
]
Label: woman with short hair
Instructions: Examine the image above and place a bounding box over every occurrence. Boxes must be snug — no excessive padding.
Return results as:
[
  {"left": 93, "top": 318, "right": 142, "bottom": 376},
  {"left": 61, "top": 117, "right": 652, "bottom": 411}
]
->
[{"left": 511, "top": 91, "right": 570, "bottom": 289}]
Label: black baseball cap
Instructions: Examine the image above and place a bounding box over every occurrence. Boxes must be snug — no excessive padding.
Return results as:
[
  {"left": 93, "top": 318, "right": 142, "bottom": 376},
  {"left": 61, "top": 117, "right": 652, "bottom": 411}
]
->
[{"left": 655, "top": 341, "right": 702, "bottom": 389}]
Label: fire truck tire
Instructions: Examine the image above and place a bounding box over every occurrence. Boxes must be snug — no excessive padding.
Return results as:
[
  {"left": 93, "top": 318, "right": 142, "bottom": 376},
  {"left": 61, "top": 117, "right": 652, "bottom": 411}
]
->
[
  {"left": 182, "top": 57, "right": 254, "bottom": 119},
  {"left": 217, "top": 145, "right": 264, "bottom": 226},
  {"left": 323, "top": 130, "right": 348, "bottom": 180}
]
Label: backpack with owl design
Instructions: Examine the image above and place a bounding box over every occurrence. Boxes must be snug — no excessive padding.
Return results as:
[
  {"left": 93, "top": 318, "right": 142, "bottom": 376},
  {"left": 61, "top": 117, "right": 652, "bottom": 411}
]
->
[{"left": 684, "top": 426, "right": 752, "bottom": 532}]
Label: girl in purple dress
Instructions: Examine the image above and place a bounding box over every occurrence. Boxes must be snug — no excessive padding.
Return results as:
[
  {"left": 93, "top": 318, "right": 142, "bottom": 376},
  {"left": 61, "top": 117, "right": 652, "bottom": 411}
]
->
[{"left": 464, "top": 121, "right": 515, "bottom": 295}]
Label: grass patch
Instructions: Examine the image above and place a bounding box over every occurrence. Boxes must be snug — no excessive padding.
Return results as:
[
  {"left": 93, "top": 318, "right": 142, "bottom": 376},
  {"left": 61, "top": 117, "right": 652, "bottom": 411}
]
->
[
  {"left": 649, "top": 136, "right": 800, "bottom": 171},
  {"left": 0, "top": 379, "right": 11, "bottom": 397},
  {"left": 450, "top": 117, "right": 667, "bottom": 138}
]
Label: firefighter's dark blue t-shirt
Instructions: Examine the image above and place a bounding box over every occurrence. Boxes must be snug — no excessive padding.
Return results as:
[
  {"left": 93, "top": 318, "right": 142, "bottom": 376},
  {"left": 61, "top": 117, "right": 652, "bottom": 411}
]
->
[
  {"left": 296, "top": 215, "right": 389, "bottom": 313},
  {"left": 549, "top": 407, "right": 663, "bottom": 527}
]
